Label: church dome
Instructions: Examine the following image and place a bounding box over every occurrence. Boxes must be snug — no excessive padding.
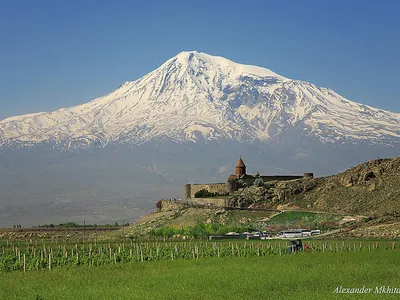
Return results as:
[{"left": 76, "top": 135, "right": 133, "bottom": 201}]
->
[
  {"left": 236, "top": 157, "right": 246, "bottom": 167},
  {"left": 235, "top": 156, "right": 246, "bottom": 177}
]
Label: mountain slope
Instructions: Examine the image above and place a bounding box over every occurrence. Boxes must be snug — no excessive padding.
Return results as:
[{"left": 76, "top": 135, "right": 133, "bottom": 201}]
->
[{"left": 1, "top": 51, "right": 400, "bottom": 150}]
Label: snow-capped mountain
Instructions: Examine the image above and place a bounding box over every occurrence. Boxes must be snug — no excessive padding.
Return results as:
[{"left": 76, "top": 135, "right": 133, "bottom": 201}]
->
[{"left": 1, "top": 51, "right": 400, "bottom": 150}]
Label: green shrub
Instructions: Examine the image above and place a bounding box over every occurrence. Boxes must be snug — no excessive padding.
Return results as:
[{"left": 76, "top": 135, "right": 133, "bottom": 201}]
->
[
  {"left": 253, "top": 178, "right": 264, "bottom": 187},
  {"left": 194, "top": 189, "right": 229, "bottom": 198},
  {"left": 148, "top": 223, "right": 254, "bottom": 238},
  {"left": 237, "top": 179, "right": 248, "bottom": 188}
]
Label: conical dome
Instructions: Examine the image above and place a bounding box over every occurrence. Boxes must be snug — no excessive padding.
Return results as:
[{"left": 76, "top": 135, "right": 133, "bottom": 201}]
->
[
  {"left": 236, "top": 156, "right": 246, "bottom": 167},
  {"left": 235, "top": 156, "right": 246, "bottom": 177}
]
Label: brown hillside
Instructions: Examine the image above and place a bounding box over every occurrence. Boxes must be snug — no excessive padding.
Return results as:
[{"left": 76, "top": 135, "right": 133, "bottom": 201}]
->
[{"left": 231, "top": 157, "right": 400, "bottom": 216}]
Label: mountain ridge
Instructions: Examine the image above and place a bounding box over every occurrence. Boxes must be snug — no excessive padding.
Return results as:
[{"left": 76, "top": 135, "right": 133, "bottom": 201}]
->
[{"left": 1, "top": 51, "right": 400, "bottom": 150}]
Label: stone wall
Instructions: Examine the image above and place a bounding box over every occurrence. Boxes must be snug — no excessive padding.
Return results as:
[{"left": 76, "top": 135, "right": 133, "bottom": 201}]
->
[
  {"left": 160, "top": 200, "right": 188, "bottom": 211},
  {"left": 261, "top": 175, "right": 304, "bottom": 181},
  {"left": 186, "top": 183, "right": 230, "bottom": 199},
  {"left": 188, "top": 198, "right": 229, "bottom": 207},
  {"left": 240, "top": 174, "right": 313, "bottom": 186}
]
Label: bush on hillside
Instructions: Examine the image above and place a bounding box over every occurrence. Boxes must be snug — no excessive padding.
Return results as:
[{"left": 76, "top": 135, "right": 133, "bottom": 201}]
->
[
  {"left": 194, "top": 189, "right": 228, "bottom": 198},
  {"left": 254, "top": 178, "right": 264, "bottom": 187},
  {"left": 237, "top": 179, "right": 248, "bottom": 188},
  {"left": 149, "top": 223, "right": 255, "bottom": 238},
  {"left": 156, "top": 200, "right": 162, "bottom": 211}
]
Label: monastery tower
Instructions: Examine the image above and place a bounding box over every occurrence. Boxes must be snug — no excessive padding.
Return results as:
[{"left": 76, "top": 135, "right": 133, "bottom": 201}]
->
[{"left": 235, "top": 156, "right": 246, "bottom": 178}]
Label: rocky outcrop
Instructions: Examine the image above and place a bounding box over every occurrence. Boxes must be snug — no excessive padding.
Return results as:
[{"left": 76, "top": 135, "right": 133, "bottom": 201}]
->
[
  {"left": 229, "top": 157, "right": 400, "bottom": 216},
  {"left": 228, "top": 178, "right": 323, "bottom": 208}
]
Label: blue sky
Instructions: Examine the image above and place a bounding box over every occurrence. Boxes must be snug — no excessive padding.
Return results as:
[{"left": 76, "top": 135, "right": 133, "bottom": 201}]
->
[{"left": 1, "top": 0, "right": 399, "bottom": 121}]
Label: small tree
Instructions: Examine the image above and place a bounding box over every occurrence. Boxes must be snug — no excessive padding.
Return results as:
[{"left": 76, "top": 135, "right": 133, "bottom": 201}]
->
[
  {"left": 237, "top": 179, "right": 248, "bottom": 188},
  {"left": 254, "top": 177, "right": 264, "bottom": 187},
  {"left": 156, "top": 200, "right": 162, "bottom": 211},
  {"left": 194, "top": 189, "right": 212, "bottom": 198}
]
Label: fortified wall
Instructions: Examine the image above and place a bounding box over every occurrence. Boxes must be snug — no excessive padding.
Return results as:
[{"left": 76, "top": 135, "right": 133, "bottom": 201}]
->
[
  {"left": 184, "top": 182, "right": 237, "bottom": 199},
  {"left": 240, "top": 174, "right": 309, "bottom": 186},
  {"left": 159, "top": 199, "right": 188, "bottom": 211},
  {"left": 159, "top": 198, "right": 229, "bottom": 211},
  {"left": 187, "top": 198, "right": 229, "bottom": 207}
]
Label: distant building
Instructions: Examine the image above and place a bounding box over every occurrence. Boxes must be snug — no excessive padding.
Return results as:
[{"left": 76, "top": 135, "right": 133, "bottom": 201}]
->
[{"left": 184, "top": 157, "right": 313, "bottom": 200}]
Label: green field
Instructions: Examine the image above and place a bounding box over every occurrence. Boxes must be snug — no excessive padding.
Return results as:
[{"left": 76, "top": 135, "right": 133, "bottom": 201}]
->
[
  {"left": 0, "top": 239, "right": 395, "bottom": 272},
  {"left": 1, "top": 249, "right": 399, "bottom": 300},
  {"left": 267, "top": 211, "right": 344, "bottom": 228}
]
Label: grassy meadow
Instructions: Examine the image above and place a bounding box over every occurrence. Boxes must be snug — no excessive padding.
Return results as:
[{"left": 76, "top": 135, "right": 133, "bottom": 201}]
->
[{"left": 1, "top": 245, "right": 399, "bottom": 299}]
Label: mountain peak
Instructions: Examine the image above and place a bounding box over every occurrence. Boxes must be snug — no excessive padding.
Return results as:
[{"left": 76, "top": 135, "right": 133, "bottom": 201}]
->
[
  {"left": 175, "top": 50, "right": 199, "bottom": 58},
  {"left": 169, "top": 51, "right": 287, "bottom": 80}
]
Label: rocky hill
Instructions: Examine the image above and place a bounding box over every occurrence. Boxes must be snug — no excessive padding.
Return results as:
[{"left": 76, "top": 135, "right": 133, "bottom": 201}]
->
[
  {"left": 117, "top": 157, "right": 400, "bottom": 239},
  {"left": 231, "top": 156, "right": 400, "bottom": 216}
]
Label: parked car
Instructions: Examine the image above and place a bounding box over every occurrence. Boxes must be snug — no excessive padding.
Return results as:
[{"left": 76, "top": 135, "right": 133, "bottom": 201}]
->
[{"left": 311, "top": 230, "right": 321, "bottom": 235}]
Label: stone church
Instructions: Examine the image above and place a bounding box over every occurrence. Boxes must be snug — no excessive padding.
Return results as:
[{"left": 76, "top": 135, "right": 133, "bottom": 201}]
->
[{"left": 184, "top": 157, "right": 313, "bottom": 199}]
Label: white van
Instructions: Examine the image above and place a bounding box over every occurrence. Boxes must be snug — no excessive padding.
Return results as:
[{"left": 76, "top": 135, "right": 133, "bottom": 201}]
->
[{"left": 278, "top": 230, "right": 303, "bottom": 238}]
